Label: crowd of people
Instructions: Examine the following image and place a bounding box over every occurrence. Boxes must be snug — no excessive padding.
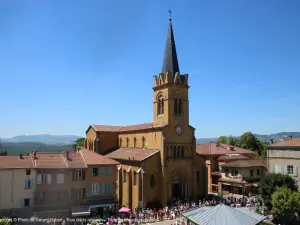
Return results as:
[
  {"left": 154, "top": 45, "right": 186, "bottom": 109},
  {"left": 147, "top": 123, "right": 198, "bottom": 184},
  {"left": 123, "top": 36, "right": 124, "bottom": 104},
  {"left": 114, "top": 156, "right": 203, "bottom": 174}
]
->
[{"left": 83, "top": 195, "right": 261, "bottom": 225}]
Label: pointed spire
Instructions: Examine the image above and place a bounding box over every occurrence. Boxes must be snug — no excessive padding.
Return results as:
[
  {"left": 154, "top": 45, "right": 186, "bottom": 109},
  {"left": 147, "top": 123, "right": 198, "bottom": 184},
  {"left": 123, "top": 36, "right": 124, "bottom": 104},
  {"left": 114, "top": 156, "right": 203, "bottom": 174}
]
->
[{"left": 162, "top": 10, "right": 180, "bottom": 76}]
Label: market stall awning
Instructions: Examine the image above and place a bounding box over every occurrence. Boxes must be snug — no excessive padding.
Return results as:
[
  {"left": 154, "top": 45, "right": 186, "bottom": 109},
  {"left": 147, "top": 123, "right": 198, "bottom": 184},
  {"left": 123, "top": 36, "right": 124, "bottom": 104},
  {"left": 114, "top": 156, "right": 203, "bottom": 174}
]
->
[
  {"left": 71, "top": 206, "right": 90, "bottom": 217},
  {"left": 181, "top": 204, "right": 266, "bottom": 225}
]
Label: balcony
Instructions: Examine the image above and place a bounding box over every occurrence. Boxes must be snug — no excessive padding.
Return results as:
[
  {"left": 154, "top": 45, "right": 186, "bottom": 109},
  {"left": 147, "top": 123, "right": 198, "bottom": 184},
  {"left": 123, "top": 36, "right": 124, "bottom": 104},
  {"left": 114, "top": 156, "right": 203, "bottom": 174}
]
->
[{"left": 221, "top": 173, "right": 243, "bottom": 181}]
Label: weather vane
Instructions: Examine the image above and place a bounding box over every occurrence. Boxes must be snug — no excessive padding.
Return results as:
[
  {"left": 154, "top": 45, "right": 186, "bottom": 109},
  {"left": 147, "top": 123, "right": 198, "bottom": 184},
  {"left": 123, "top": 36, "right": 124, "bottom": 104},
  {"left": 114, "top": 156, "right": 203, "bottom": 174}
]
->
[{"left": 168, "top": 9, "right": 172, "bottom": 22}]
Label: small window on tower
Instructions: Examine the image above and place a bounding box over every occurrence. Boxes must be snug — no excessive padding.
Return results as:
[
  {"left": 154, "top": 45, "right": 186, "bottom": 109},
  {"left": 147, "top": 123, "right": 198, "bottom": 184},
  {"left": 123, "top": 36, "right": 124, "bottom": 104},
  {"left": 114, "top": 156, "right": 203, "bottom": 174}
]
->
[
  {"left": 178, "top": 99, "right": 182, "bottom": 115},
  {"left": 157, "top": 95, "right": 164, "bottom": 116},
  {"left": 174, "top": 99, "right": 178, "bottom": 115}
]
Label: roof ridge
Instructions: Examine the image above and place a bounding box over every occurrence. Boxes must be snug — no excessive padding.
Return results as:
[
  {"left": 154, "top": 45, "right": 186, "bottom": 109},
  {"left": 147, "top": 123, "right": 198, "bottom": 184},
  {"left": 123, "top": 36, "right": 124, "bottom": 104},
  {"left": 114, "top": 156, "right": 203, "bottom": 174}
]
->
[{"left": 79, "top": 150, "right": 88, "bottom": 167}]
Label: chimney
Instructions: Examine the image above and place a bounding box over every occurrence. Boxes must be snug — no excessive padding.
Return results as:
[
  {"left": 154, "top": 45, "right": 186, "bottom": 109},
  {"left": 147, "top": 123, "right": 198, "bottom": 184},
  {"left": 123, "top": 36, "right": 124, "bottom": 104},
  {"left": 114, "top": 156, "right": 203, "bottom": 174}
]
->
[
  {"left": 19, "top": 154, "right": 23, "bottom": 159},
  {"left": 229, "top": 146, "right": 234, "bottom": 151},
  {"left": 65, "top": 151, "right": 69, "bottom": 160},
  {"left": 270, "top": 139, "right": 273, "bottom": 144},
  {"left": 289, "top": 136, "right": 293, "bottom": 139}
]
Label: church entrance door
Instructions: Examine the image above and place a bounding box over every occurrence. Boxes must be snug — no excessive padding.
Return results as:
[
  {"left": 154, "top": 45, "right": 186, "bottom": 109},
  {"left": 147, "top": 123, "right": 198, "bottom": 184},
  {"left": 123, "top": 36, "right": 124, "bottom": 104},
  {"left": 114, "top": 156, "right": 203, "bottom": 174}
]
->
[
  {"left": 172, "top": 183, "right": 183, "bottom": 199},
  {"left": 171, "top": 174, "right": 187, "bottom": 201}
]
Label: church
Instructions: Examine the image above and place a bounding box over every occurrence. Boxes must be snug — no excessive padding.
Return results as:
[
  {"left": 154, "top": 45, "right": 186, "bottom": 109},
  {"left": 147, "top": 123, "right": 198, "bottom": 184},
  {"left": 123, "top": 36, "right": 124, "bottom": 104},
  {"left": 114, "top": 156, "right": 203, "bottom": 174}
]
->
[{"left": 84, "top": 14, "right": 207, "bottom": 209}]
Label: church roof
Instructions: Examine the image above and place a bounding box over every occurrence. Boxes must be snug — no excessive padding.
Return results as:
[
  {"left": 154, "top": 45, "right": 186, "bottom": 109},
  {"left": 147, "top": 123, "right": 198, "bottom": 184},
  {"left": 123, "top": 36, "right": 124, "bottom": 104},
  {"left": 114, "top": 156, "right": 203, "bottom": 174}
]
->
[
  {"left": 90, "top": 123, "right": 167, "bottom": 133},
  {"left": 106, "top": 148, "right": 159, "bottom": 162},
  {"left": 161, "top": 12, "right": 180, "bottom": 76},
  {"left": 182, "top": 204, "right": 266, "bottom": 225}
]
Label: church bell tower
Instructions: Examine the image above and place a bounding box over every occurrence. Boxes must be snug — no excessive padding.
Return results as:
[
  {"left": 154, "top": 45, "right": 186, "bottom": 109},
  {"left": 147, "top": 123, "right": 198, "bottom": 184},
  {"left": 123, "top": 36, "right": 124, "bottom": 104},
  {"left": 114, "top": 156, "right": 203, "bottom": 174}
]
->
[{"left": 153, "top": 11, "right": 190, "bottom": 133}]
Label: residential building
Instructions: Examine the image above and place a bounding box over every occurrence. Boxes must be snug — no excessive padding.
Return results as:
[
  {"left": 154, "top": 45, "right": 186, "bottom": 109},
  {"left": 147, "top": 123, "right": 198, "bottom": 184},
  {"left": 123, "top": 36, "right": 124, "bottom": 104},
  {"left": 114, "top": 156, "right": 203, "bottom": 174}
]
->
[
  {"left": 217, "top": 160, "right": 267, "bottom": 196},
  {"left": 196, "top": 143, "right": 257, "bottom": 193},
  {"left": 84, "top": 15, "right": 207, "bottom": 209},
  {"left": 78, "top": 149, "right": 119, "bottom": 218},
  {"left": 32, "top": 150, "right": 119, "bottom": 218},
  {"left": 33, "top": 151, "right": 77, "bottom": 218},
  {"left": 0, "top": 150, "right": 118, "bottom": 218},
  {"left": 267, "top": 136, "right": 300, "bottom": 185},
  {"left": 0, "top": 154, "right": 36, "bottom": 217}
]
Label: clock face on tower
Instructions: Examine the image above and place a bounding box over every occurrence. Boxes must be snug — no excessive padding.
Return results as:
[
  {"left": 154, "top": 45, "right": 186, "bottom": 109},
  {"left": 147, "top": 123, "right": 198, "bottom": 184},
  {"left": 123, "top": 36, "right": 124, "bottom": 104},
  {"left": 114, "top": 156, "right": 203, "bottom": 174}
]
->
[{"left": 176, "top": 126, "right": 182, "bottom": 136}]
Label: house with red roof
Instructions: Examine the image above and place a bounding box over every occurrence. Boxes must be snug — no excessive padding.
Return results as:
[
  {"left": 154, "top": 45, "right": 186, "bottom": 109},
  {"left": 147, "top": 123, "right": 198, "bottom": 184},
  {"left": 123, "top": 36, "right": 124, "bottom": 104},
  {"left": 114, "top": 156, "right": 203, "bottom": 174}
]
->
[
  {"left": 196, "top": 143, "right": 266, "bottom": 195},
  {"left": 0, "top": 150, "right": 119, "bottom": 219}
]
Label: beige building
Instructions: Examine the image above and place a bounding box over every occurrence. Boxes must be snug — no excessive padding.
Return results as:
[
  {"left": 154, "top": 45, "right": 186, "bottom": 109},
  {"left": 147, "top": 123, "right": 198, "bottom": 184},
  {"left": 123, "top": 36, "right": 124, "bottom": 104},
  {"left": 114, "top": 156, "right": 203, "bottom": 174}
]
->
[
  {"left": 196, "top": 143, "right": 257, "bottom": 194},
  {"left": 84, "top": 16, "right": 207, "bottom": 209},
  {"left": 217, "top": 160, "right": 267, "bottom": 196},
  {"left": 0, "top": 155, "right": 36, "bottom": 217},
  {"left": 267, "top": 136, "right": 300, "bottom": 184}
]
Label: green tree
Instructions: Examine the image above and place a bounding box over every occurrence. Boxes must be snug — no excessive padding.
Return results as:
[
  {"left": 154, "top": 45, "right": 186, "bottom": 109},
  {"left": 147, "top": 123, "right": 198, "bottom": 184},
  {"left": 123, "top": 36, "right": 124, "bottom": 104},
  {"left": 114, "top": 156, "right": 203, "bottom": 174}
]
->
[
  {"left": 238, "top": 132, "right": 260, "bottom": 153},
  {"left": 217, "top": 136, "right": 228, "bottom": 144},
  {"left": 72, "top": 138, "right": 85, "bottom": 151},
  {"left": 228, "top": 136, "right": 237, "bottom": 146},
  {"left": 271, "top": 187, "right": 300, "bottom": 224},
  {"left": 259, "top": 173, "right": 298, "bottom": 210},
  {"left": 0, "top": 218, "right": 12, "bottom": 225}
]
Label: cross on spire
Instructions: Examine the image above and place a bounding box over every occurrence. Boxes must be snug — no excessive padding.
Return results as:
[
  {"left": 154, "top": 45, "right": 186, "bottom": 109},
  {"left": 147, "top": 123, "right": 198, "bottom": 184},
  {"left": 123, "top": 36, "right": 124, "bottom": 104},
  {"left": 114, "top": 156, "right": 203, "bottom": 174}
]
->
[{"left": 168, "top": 9, "right": 172, "bottom": 22}]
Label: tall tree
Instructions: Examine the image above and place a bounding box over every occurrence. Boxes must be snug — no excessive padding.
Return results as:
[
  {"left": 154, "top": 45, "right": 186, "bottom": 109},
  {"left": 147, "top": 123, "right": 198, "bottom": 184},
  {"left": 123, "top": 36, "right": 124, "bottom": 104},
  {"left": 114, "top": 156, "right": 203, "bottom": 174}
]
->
[
  {"left": 272, "top": 187, "right": 300, "bottom": 224},
  {"left": 217, "top": 136, "right": 228, "bottom": 144},
  {"left": 228, "top": 136, "right": 237, "bottom": 146},
  {"left": 259, "top": 173, "right": 298, "bottom": 210}
]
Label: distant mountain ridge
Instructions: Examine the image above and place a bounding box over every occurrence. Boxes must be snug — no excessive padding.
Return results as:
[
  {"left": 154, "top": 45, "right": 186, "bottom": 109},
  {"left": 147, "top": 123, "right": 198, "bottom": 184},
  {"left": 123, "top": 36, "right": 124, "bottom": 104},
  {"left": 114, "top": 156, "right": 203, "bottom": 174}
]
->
[
  {"left": 1, "top": 132, "right": 299, "bottom": 146},
  {"left": 196, "top": 132, "right": 300, "bottom": 144},
  {"left": 1, "top": 134, "right": 83, "bottom": 145}
]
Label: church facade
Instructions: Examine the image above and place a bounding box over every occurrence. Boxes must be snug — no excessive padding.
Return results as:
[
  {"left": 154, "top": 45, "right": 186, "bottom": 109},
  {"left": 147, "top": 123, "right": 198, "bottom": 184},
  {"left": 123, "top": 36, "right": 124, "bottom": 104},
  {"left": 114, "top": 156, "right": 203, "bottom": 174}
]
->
[{"left": 84, "top": 16, "right": 207, "bottom": 209}]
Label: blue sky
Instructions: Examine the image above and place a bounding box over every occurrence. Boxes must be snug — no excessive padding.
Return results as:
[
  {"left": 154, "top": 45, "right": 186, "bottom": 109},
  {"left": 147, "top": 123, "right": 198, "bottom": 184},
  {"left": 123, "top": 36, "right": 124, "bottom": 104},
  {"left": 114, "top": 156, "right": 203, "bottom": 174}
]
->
[{"left": 1, "top": 0, "right": 300, "bottom": 138}]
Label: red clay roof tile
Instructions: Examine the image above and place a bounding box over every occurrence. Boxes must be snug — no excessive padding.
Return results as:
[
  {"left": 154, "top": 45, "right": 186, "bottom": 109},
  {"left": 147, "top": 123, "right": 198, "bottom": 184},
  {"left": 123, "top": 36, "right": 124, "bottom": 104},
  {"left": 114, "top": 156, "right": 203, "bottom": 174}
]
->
[
  {"left": 91, "top": 123, "right": 167, "bottom": 133},
  {"left": 80, "top": 149, "right": 119, "bottom": 166},
  {"left": 0, "top": 156, "right": 34, "bottom": 169},
  {"left": 221, "top": 160, "right": 266, "bottom": 168},
  {"left": 217, "top": 155, "right": 250, "bottom": 161},
  {"left": 196, "top": 143, "right": 256, "bottom": 156},
  {"left": 106, "top": 148, "right": 160, "bottom": 161},
  {"left": 268, "top": 138, "right": 300, "bottom": 147}
]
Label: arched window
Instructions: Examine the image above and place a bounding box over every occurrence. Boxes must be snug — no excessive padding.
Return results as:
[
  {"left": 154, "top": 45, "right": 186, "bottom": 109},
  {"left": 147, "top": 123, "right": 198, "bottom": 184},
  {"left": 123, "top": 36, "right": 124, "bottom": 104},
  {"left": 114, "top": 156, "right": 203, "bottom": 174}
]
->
[
  {"left": 177, "top": 147, "right": 180, "bottom": 157},
  {"left": 142, "top": 137, "right": 146, "bottom": 148},
  {"left": 150, "top": 174, "right": 155, "bottom": 188},
  {"left": 133, "top": 171, "right": 138, "bottom": 186},
  {"left": 174, "top": 98, "right": 182, "bottom": 116},
  {"left": 157, "top": 95, "right": 164, "bottom": 116},
  {"left": 119, "top": 138, "right": 122, "bottom": 148},
  {"left": 123, "top": 170, "right": 127, "bottom": 183},
  {"left": 181, "top": 147, "right": 184, "bottom": 157},
  {"left": 126, "top": 138, "right": 129, "bottom": 148},
  {"left": 178, "top": 99, "right": 182, "bottom": 115},
  {"left": 174, "top": 99, "right": 178, "bottom": 115},
  {"left": 133, "top": 138, "right": 137, "bottom": 148}
]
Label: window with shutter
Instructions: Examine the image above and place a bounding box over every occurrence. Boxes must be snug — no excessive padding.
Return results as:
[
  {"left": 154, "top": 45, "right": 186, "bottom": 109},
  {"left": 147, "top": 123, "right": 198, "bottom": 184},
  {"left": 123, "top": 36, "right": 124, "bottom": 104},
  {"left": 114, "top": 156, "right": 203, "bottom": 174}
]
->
[
  {"left": 37, "top": 174, "right": 42, "bottom": 184},
  {"left": 24, "top": 198, "right": 30, "bottom": 207},
  {"left": 275, "top": 164, "right": 279, "bottom": 173},
  {"left": 284, "top": 165, "right": 288, "bottom": 174},
  {"left": 47, "top": 174, "right": 51, "bottom": 184},
  {"left": 294, "top": 166, "right": 298, "bottom": 177},
  {"left": 105, "top": 167, "right": 110, "bottom": 176}
]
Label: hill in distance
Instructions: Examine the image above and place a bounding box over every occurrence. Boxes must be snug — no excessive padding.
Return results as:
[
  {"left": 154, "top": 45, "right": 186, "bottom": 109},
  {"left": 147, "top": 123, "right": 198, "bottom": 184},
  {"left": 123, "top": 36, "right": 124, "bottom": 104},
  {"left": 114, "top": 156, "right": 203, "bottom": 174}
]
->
[
  {"left": 196, "top": 132, "right": 300, "bottom": 145},
  {"left": 2, "top": 134, "right": 83, "bottom": 145}
]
